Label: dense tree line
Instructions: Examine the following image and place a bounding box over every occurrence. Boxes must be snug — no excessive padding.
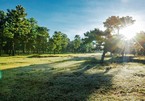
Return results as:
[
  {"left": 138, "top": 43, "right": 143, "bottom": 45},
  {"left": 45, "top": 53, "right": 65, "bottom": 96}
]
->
[
  {"left": 0, "top": 5, "right": 50, "bottom": 55},
  {"left": 1, "top": 5, "right": 145, "bottom": 64},
  {"left": 0, "top": 5, "right": 95, "bottom": 56}
]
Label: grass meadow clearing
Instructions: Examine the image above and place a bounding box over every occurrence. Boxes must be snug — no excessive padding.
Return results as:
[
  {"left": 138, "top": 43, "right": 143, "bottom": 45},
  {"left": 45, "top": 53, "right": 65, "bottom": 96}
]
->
[{"left": 0, "top": 53, "right": 145, "bottom": 101}]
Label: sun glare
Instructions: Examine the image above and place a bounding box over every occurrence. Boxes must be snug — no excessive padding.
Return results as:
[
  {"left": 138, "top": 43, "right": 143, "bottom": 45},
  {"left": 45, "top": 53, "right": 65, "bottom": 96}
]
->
[
  {"left": 120, "top": 25, "right": 137, "bottom": 40},
  {"left": 120, "top": 16, "right": 145, "bottom": 40}
]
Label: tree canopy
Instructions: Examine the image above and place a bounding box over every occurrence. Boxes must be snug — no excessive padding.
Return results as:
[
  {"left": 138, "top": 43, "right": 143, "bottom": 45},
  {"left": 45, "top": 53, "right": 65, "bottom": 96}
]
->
[{"left": 1, "top": 5, "right": 145, "bottom": 64}]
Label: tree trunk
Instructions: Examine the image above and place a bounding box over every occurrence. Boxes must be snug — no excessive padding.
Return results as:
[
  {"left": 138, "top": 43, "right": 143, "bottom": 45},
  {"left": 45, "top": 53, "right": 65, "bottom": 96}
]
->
[
  {"left": 12, "top": 41, "right": 15, "bottom": 56},
  {"left": 17, "top": 50, "right": 20, "bottom": 55},
  {"left": 9, "top": 50, "right": 11, "bottom": 56},
  {"left": 100, "top": 50, "right": 107, "bottom": 63},
  {"left": 0, "top": 35, "right": 3, "bottom": 56},
  {"left": 54, "top": 49, "right": 56, "bottom": 54},
  {"left": 23, "top": 43, "right": 26, "bottom": 54},
  {"left": 0, "top": 45, "right": 2, "bottom": 56}
]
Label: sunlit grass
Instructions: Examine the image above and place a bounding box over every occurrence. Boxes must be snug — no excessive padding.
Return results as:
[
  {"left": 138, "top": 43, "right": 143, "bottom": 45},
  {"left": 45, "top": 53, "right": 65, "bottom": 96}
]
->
[
  {"left": 0, "top": 53, "right": 101, "bottom": 70},
  {"left": 0, "top": 54, "right": 73, "bottom": 70},
  {"left": 0, "top": 53, "right": 145, "bottom": 100}
]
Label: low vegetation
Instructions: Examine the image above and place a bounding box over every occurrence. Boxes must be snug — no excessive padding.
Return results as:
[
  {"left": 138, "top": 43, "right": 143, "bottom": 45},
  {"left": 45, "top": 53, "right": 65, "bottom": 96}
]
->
[
  {"left": 1, "top": 4, "right": 145, "bottom": 101},
  {"left": 0, "top": 53, "right": 145, "bottom": 101}
]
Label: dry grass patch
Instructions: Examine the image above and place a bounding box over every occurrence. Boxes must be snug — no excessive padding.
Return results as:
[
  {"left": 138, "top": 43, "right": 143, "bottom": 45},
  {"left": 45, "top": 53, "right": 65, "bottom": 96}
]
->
[{"left": 1, "top": 54, "right": 145, "bottom": 100}]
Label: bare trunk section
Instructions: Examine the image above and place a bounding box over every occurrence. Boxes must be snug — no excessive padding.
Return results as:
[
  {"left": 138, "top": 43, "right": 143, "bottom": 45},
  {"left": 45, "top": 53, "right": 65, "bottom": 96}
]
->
[
  {"left": 100, "top": 50, "right": 107, "bottom": 63},
  {"left": 12, "top": 41, "right": 15, "bottom": 56}
]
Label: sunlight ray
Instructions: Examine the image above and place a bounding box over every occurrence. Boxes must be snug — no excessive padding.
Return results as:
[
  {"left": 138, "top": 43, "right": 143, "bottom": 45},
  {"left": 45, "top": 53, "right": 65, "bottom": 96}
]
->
[{"left": 133, "top": 38, "right": 144, "bottom": 49}]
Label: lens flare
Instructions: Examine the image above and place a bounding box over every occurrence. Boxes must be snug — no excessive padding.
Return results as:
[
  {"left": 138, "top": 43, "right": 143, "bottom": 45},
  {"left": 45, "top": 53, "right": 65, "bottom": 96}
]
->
[{"left": 120, "top": 15, "right": 145, "bottom": 40}]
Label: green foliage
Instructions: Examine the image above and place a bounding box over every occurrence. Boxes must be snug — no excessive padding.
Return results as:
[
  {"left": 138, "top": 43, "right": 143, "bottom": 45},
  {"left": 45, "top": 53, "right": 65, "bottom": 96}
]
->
[
  {"left": 0, "top": 10, "right": 6, "bottom": 55},
  {"left": 103, "top": 16, "right": 135, "bottom": 34},
  {"left": 24, "top": 18, "right": 38, "bottom": 53},
  {"left": 103, "top": 16, "right": 120, "bottom": 32},
  {"left": 80, "top": 42, "right": 94, "bottom": 53},
  {"left": 6, "top": 5, "right": 29, "bottom": 38},
  {"left": 0, "top": 5, "right": 51, "bottom": 55},
  {"left": 48, "top": 31, "right": 69, "bottom": 54},
  {"left": 6, "top": 5, "right": 30, "bottom": 55},
  {"left": 0, "top": 5, "right": 138, "bottom": 58},
  {"left": 100, "top": 16, "right": 135, "bottom": 63},
  {"left": 84, "top": 28, "right": 105, "bottom": 51},
  {"left": 134, "top": 31, "right": 145, "bottom": 55},
  {"left": 73, "top": 35, "right": 81, "bottom": 52},
  {"left": 35, "top": 26, "right": 49, "bottom": 53},
  {"left": 84, "top": 28, "right": 105, "bottom": 43}
]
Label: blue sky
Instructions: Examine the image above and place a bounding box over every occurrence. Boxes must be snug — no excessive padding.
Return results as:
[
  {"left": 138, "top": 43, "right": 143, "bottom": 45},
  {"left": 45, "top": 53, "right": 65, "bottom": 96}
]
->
[{"left": 1, "top": 0, "right": 145, "bottom": 39}]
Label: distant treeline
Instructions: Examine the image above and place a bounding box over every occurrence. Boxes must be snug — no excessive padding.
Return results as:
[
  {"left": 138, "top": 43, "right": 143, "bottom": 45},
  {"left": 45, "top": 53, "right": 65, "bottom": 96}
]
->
[
  {"left": 0, "top": 5, "right": 97, "bottom": 56},
  {"left": 1, "top": 5, "right": 145, "bottom": 63}
]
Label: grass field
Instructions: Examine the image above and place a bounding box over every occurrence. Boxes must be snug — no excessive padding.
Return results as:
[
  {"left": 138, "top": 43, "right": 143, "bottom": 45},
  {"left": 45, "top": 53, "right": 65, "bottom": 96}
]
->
[{"left": 0, "top": 53, "right": 145, "bottom": 101}]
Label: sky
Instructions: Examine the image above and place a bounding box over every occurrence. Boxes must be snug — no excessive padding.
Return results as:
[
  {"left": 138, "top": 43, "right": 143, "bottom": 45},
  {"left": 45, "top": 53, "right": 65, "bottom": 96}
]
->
[{"left": 0, "top": 0, "right": 145, "bottom": 40}]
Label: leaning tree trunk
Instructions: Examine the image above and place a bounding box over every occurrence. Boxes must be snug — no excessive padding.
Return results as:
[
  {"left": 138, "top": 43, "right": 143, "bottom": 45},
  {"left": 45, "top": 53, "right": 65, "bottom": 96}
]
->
[
  {"left": 100, "top": 41, "right": 108, "bottom": 64},
  {"left": 100, "top": 49, "right": 107, "bottom": 63}
]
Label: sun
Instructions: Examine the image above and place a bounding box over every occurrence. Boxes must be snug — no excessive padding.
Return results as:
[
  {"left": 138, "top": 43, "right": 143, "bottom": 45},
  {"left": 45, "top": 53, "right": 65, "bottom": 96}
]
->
[
  {"left": 120, "top": 25, "right": 137, "bottom": 40},
  {"left": 120, "top": 16, "right": 144, "bottom": 40}
]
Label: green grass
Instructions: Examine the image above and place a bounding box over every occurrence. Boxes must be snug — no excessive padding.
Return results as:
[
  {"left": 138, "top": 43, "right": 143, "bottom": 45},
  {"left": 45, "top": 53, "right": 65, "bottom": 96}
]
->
[{"left": 0, "top": 53, "right": 145, "bottom": 101}]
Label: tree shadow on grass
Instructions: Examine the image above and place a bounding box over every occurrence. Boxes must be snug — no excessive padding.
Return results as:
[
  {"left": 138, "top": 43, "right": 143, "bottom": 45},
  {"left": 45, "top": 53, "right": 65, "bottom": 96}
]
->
[
  {"left": 108, "top": 56, "right": 145, "bottom": 64},
  {"left": 0, "top": 57, "right": 113, "bottom": 101}
]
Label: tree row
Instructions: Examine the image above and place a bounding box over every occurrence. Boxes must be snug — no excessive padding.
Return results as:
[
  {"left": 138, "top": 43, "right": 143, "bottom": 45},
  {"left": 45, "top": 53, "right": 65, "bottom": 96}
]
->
[{"left": 0, "top": 5, "right": 94, "bottom": 56}]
